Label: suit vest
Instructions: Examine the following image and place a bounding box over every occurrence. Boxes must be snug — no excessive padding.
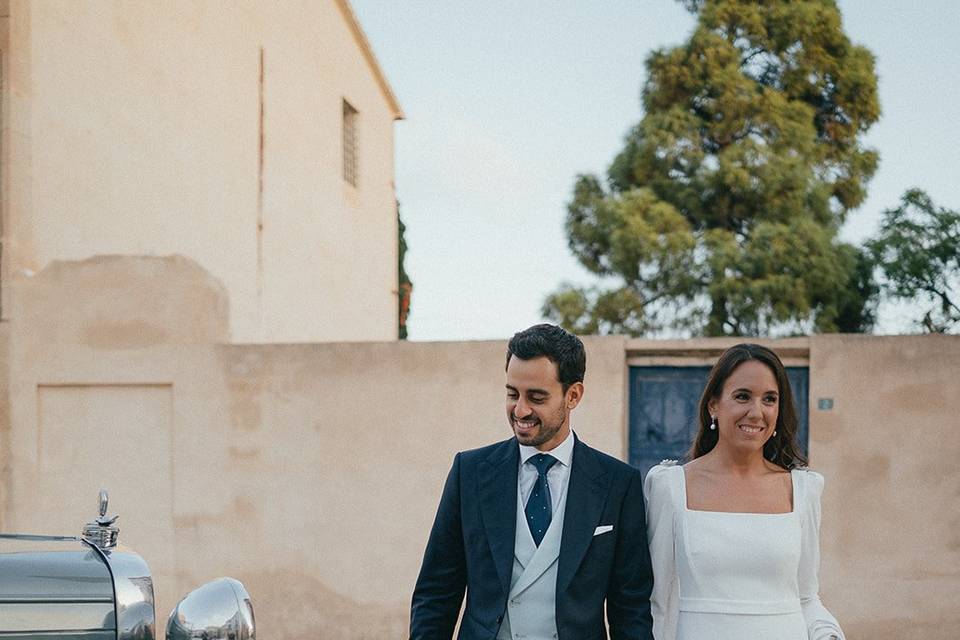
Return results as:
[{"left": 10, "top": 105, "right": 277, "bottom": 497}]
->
[{"left": 496, "top": 474, "right": 569, "bottom": 640}]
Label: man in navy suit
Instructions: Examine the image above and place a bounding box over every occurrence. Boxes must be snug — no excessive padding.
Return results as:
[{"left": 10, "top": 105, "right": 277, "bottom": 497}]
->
[{"left": 410, "top": 324, "right": 654, "bottom": 640}]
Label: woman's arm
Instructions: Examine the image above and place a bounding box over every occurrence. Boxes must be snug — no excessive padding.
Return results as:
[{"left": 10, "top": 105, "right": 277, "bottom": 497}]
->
[
  {"left": 644, "top": 463, "right": 680, "bottom": 640},
  {"left": 798, "top": 470, "right": 845, "bottom": 640}
]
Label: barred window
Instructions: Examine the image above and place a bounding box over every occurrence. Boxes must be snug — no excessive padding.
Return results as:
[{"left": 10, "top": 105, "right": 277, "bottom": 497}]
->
[{"left": 342, "top": 99, "right": 359, "bottom": 187}]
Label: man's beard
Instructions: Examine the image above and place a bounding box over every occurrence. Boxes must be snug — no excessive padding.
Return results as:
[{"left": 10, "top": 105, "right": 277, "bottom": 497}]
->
[{"left": 510, "top": 405, "right": 567, "bottom": 448}]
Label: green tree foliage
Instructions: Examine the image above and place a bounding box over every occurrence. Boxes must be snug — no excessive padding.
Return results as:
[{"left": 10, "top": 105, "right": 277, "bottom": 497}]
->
[
  {"left": 398, "top": 201, "right": 413, "bottom": 339},
  {"left": 544, "top": 0, "right": 880, "bottom": 336},
  {"left": 867, "top": 190, "right": 960, "bottom": 333}
]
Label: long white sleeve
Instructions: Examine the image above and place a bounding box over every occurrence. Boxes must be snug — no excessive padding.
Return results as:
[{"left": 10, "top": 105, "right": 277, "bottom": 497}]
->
[
  {"left": 797, "top": 470, "right": 845, "bottom": 640},
  {"left": 644, "top": 464, "right": 680, "bottom": 640}
]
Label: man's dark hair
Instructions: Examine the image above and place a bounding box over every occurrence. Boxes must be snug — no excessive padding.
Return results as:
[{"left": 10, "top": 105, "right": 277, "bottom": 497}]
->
[{"left": 506, "top": 324, "right": 586, "bottom": 390}]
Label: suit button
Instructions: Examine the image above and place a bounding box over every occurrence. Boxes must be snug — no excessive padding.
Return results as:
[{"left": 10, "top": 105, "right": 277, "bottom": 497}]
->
[{"left": 496, "top": 615, "right": 503, "bottom": 624}]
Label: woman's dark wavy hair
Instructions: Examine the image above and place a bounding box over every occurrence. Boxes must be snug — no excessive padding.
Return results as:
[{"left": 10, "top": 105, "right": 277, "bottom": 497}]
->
[{"left": 688, "top": 343, "right": 807, "bottom": 470}]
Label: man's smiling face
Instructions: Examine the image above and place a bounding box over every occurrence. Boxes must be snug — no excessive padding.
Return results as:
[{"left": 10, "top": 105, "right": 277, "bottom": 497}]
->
[{"left": 505, "top": 355, "right": 581, "bottom": 451}]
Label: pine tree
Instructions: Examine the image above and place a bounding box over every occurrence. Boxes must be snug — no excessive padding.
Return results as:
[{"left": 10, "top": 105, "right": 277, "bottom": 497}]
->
[{"left": 545, "top": 0, "right": 880, "bottom": 336}]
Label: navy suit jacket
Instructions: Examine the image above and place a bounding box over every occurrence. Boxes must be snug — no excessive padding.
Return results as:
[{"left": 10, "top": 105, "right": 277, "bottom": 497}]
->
[{"left": 410, "top": 435, "right": 654, "bottom": 640}]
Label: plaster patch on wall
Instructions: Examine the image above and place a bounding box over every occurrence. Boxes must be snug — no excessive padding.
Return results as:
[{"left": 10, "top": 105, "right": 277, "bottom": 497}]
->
[
  {"left": 18, "top": 254, "right": 230, "bottom": 347},
  {"left": 247, "top": 569, "right": 407, "bottom": 638},
  {"left": 226, "top": 376, "right": 263, "bottom": 432},
  {"left": 172, "top": 495, "right": 257, "bottom": 529},
  {"left": 846, "top": 616, "right": 960, "bottom": 640},
  {"left": 810, "top": 416, "right": 842, "bottom": 445},
  {"left": 221, "top": 350, "right": 270, "bottom": 432},
  {"left": 860, "top": 453, "right": 891, "bottom": 480},
  {"left": 877, "top": 382, "right": 948, "bottom": 414},
  {"left": 81, "top": 319, "right": 170, "bottom": 350},
  {"left": 227, "top": 445, "right": 262, "bottom": 464}
]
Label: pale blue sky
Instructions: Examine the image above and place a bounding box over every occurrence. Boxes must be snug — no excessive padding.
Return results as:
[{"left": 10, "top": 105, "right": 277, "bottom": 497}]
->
[{"left": 350, "top": 1, "right": 960, "bottom": 340}]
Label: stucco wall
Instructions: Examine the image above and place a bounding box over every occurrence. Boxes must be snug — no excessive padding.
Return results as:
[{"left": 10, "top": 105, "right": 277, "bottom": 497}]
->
[
  {"left": 2, "top": 0, "right": 398, "bottom": 343},
  {"left": 3, "top": 255, "right": 231, "bottom": 616},
  {"left": 0, "top": 321, "right": 9, "bottom": 530},
  {"left": 808, "top": 334, "right": 960, "bottom": 638},
  {"left": 1, "top": 255, "right": 628, "bottom": 635},
  {"left": 1, "top": 256, "right": 957, "bottom": 637},
  {"left": 208, "top": 334, "right": 628, "bottom": 635}
]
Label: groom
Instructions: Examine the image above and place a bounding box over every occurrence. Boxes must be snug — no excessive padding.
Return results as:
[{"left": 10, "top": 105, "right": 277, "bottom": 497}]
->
[{"left": 410, "top": 324, "right": 654, "bottom": 640}]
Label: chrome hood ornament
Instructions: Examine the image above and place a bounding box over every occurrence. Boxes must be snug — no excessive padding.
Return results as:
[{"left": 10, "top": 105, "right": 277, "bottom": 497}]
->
[{"left": 82, "top": 488, "right": 120, "bottom": 549}]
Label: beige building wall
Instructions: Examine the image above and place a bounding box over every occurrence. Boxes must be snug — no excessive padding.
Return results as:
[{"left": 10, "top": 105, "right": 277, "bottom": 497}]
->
[
  {"left": 0, "top": 256, "right": 957, "bottom": 637},
  {"left": 0, "top": 255, "right": 632, "bottom": 636},
  {"left": 1, "top": 0, "right": 401, "bottom": 343},
  {"left": 808, "top": 334, "right": 960, "bottom": 639}
]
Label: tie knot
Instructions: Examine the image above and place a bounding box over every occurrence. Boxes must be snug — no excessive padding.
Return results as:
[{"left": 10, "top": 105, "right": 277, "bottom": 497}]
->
[{"left": 528, "top": 453, "right": 557, "bottom": 477}]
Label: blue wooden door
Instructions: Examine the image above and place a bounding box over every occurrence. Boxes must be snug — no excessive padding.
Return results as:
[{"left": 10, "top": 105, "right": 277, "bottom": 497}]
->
[{"left": 628, "top": 366, "right": 808, "bottom": 478}]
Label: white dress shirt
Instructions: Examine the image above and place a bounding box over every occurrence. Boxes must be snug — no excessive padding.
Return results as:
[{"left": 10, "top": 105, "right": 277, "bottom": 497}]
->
[{"left": 518, "top": 430, "right": 574, "bottom": 514}]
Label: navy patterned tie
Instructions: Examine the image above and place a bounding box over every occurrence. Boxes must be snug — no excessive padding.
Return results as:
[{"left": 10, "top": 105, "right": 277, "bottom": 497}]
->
[{"left": 525, "top": 453, "right": 558, "bottom": 546}]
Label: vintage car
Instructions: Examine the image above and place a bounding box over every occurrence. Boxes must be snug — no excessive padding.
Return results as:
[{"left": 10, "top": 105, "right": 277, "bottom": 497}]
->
[{"left": 0, "top": 490, "right": 255, "bottom": 639}]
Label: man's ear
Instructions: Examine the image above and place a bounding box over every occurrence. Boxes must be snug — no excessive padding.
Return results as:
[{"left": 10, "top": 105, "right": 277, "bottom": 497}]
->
[{"left": 565, "top": 382, "right": 584, "bottom": 410}]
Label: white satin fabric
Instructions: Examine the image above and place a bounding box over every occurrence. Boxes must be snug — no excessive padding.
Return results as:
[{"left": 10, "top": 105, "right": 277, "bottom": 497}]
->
[{"left": 644, "top": 464, "right": 845, "bottom": 640}]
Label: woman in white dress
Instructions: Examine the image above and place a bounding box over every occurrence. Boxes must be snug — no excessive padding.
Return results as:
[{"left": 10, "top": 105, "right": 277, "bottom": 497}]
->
[{"left": 644, "top": 344, "right": 844, "bottom": 640}]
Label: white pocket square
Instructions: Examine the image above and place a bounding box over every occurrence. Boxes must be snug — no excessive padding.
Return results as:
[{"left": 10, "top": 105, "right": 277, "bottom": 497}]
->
[{"left": 593, "top": 525, "right": 613, "bottom": 536}]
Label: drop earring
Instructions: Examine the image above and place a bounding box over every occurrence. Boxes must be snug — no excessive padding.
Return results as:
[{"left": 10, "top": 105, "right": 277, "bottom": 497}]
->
[
  {"left": 773, "top": 430, "right": 778, "bottom": 437},
  {"left": 710, "top": 416, "right": 717, "bottom": 430}
]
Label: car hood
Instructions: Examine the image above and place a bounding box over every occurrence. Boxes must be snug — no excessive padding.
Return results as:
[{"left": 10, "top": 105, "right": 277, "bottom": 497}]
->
[
  {"left": 0, "top": 534, "right": 116, "bottom": 637},
  {"left": 0, "top": 534, "right": 113, "bottom": 600}
]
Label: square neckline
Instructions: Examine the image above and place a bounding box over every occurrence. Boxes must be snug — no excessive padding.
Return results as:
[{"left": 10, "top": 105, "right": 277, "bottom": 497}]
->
[{"left": 680, "top": 465, "right": 798, "bottom": 515}]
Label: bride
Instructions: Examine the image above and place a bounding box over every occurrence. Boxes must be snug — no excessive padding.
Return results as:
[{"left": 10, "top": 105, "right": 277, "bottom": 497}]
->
[{"left": 644, "top": 344, "right": 844, "bottom": 640}]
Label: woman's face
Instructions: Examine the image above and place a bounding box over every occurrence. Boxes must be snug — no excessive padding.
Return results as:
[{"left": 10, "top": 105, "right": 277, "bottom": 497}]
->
[{"left": 708, "top": 360, "right": 780, "bottom": 454}]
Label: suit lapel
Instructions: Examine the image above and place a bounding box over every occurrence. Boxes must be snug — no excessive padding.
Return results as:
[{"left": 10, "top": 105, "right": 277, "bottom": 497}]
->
[
  {"left": 557, "top": 437, "right": 610, "bottom": 594},
  {"left": 479, "top": 438, "right": 519, "bottom": 596}
]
